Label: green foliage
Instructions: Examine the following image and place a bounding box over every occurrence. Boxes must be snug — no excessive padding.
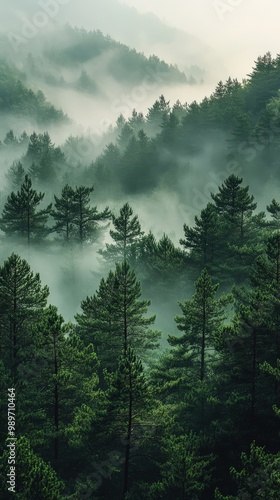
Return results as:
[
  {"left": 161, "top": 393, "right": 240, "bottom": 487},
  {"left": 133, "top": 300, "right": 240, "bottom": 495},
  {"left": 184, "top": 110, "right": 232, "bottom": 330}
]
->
[
  {"left": 170, "top": 269, "right": 231, "bottom": 382},
  {"left": 51, "top": 185, "right": 75, "bottom": 242},
  {"left": 76, "top": 261, "right": 160, "bottom": 373},
  {"left": 211, "top": 174, "right": 257, "bottom": 244},
  {"left": 5, "top": 162, "right": 25, "bottom": 191},
  {"left": 0, "top": 253, "right": 49, "bottom": 380},
  {"left": 47, "top": 27, "right": 186, "bottom": 86},
  {"left": 24, "top": 132, "right": 66, "bottom": 185},
  {"left": 216, "top": 442, "right": 280, "bottom": 499},
  {"left": 153, "top": 433, "right": 214, "bottom": 500},
  {"left": 180, "top": 203, "right": 219, "bottom": 272},
  {"left": 100, "top": 202, "right": 143, "bottom": 262},
  {"left": 0, "top": 436, "right": 65, "bottom": 499},
  {"left": 0, "top": 61, "right": 66, "bottom": 124},
  {"left": 71, "top": 186, "right": 110, "bottom": 244},
  {"left": 0, "top": 175, "right": 52, "bottom": 244}
]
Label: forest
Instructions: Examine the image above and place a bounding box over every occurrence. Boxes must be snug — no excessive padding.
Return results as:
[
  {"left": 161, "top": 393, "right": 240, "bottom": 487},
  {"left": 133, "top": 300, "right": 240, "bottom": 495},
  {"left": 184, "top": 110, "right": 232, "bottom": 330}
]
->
[{"left": 1, "top": 14, "right": 280, "bottom": 498}]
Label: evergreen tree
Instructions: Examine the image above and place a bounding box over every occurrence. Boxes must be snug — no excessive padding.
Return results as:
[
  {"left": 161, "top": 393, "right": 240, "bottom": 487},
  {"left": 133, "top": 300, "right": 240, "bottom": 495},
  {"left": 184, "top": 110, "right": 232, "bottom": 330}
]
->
[
  {"left": 151, "top": 432, "right": 214, "bottom": 500},
  {"left": 23, "top": 132, "right": 65, "bottom": 184},
  {"left": 0, "top": 436, "right": 65, "bottom": 499},
  {"left": 215, "top": 442, "right": 280, "bottom": 500},
  {"left": 180, "top": 203, "right": 219, "bottom": 271},
  {"left": 71, "top": 186, "right": 110, "bottom": 244},
  {"left": 0, "top": 253, "right": 49, "bottom": 381},
  {"left": 76, "top": 261, "right": 160, "bottom": 374},
  {"left": 128, "top": 109, "right": 145, "bottom": 133},
  {"left": 4, "top": 130, "right": 18, "bottom": 146},
  {"left": 117, "top": 123, "right": 134, "bottom": 150},
  {"left": 108, "top": 348, "right": 151, "bottom": 498},
  {"left": 51, "top": 184, "right": 75, "bottom": 242},
  {"left": 168, "top": 269, "right": 231, "bottom": 429},
  {"left": 0, "top": 175, "right": 52, "bottom": 244},
  {"left": 146, "top": 95, "right": 170, "bottom": 134},
  {"left": 5, "top": 161, "right": 25, "bottom": 190},
  {"left": 39, "top": 312, "right": 100, "bottom": 476},
  {"left": 18, "top": 306, "right": 100, "bottom": 478},
  {"left": 215, "top": 270, "right": 280, "bottom": 446},
  {"left": 100, "top": 202, "right": 143, "bottom": 262},
  {"left": 211, "top": 174, "right": 257, "bottom": 244},
  {"left": 267, "top": 199, "right": 280, "bottom": 230}
]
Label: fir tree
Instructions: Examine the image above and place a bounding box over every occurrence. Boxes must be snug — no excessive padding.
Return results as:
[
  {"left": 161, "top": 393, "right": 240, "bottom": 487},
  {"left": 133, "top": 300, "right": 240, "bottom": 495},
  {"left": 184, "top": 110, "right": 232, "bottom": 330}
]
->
[
  {"left": 100, "top": 202, "right": 143, "bottom": 262},
  {"left": 0, "top": 175, "right": 52, "bottom": 244},
  {"left": 0, "top": 436, "right": 65, "bottom": 499},
  {"left": 170, "top": 269, "right": 229, "bottom": 382},
  {"left": 72, "top": 186, "right": 110, "bottom": 244},
  {"left": 0, "top": 253, "right": 49, "bottom": 381},
  {"left": 267, "top": 199, "right": 280, "bottom": 230},
  {"left": 211, "top": 174, "right": 257, "bottom": 244},
  {"left": 51, "top": 184, "right": 75, "bottom": 242},
  {"left": 107, "top": 348, "right": 150, "bottom": 498},
  {"left": 76, "top": 261, "right": 160, "bottom": 374},
  {"left": 5, "top": 161, "right": 25, "bottom": 190},
  {"left": 168, "top": 269, "right": 231, "bottom": 428},
  {"left": 180, "top": 203, "right": 219, "bottom": 271}
]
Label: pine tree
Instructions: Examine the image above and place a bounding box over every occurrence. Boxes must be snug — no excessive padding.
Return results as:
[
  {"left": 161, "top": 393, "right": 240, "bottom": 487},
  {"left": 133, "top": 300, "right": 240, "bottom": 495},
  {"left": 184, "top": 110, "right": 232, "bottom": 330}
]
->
[
  {"left": 168, "top": 269, "right": 231, "bottom": 428},
  {"left": 71, "top": 186, "right": 110, "bottom": 244},
  {"left": 107, "top": 348, "right": 150, "bottom": 498},
  {"left": 215, "top": 442, "right": 280, "bottom": 500},
  {"left": 18, "top": 306, "right": 100, "bottom": 477},
  {"left": 29, "top": 149, "right": 56, "bottom": 185},
  {"left": 23, "top": 132, "right": 65, "bottom": 184},
  {"left": 117, "top": 123, "right": 134, "bottom": 150},
  {"left": 146, "top": 95, "right": 170, "bottom": 134},
  {"left": 215, "top": 243, "right": 280, "bottom": 442},
  {"left": 76, "top": 261, "right": 160, "bottom": 374},
  {"left": 38, "top": 309, "right": 99, "bottom": 474},
  {"left": 151, "top": 234, "right": 186, "bottom": 291},
  {"left": 0, "top": 436, "right": 65, "bottom": 499},
  {"left": 180, "top": 203, "right": 219, "bottom": 271},
  {"left": 0, "top": 175, "right": 52, "bottom": 244},
  {"left": 151, "top": 432, "right": 214, "bottom": 500},
  {"left": 51, "top": 184, "right": 75, "bottom": 242},
  {"left": 0, "top": 253, "right": 49, "bottom": 381},
  {"left": 3, "top": 129, "right": 18, "bottom": 146},
  {"left": 100, "top": 202, "right": 143, "bottom": 262},
  {"left": 267, "top": 199, "right": 280, "bottom": 230},
  {"left": 211, "top": 174, "right": 257, "bottom": 244},
  {"left": 5, "top": 161, "right": 25, "bottom": 190},
  {"left": 170, "top": 269, "right": 229, "bottom": 382}
]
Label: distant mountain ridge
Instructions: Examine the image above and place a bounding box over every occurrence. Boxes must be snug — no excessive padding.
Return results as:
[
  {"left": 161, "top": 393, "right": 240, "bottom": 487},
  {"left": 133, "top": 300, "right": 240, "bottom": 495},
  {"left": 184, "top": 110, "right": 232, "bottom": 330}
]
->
[
  {"left": 21, "top": 25, "right": 192, "bottom": 98},
  {"left": 0, "top": 60, "right": 67, "bottom": 126}
]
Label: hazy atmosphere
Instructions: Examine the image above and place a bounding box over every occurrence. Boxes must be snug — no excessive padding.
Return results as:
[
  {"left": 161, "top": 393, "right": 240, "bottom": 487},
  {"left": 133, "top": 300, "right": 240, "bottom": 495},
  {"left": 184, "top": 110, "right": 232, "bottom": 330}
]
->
[{"left": 1, "top": 1, "right": 280, "bottom": 499}]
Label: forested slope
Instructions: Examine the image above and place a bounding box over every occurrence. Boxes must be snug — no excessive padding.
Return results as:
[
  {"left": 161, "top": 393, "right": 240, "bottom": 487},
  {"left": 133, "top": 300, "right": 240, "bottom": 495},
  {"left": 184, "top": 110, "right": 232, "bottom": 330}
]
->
[{"left": 1, "top": 52, "right": 280, "bottom": 499}]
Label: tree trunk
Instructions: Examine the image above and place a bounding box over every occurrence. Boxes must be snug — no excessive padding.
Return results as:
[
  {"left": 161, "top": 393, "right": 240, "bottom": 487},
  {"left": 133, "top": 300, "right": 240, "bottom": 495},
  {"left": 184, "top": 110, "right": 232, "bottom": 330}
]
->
[
  {"left": 123, "top": 367, "right": 133, "bottom": 498},
  {"left": 251, "top": 329, "right": 257, "bottom": 427},
  {"left": 53, "top": 333, "right": 59, "bottom": 464}
]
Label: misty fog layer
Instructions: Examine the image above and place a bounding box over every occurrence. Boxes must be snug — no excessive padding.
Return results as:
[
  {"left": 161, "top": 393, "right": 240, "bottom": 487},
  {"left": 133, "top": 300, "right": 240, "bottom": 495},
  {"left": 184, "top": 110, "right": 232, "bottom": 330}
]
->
[{"left": 1, "top": 3, "right": 280, "bottom": 499}]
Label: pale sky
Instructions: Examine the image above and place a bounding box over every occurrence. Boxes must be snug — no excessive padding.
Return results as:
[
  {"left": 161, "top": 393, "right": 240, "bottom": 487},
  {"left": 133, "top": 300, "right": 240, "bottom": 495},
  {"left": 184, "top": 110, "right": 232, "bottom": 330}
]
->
[
  {"left": 1, "top": 0, "right": 278, "bottom": 111},
  {"left": 1, "top": 0, "right": 278, "bottom": 81},
  {"left": 120, "top": 0, "right": 279, "bottom": 79}
]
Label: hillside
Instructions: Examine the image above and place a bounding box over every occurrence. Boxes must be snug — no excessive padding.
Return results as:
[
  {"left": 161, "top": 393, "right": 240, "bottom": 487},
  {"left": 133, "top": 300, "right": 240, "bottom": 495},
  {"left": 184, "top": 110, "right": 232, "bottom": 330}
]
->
[
  {"left": 0, "top": 60, "right": 68, "bottom": 126},
  {"left": 76, "top": 52, "right": 280, "bottom": 205},
  {"left": 20, "top": 25, "right": 191, "bottom": 98}
]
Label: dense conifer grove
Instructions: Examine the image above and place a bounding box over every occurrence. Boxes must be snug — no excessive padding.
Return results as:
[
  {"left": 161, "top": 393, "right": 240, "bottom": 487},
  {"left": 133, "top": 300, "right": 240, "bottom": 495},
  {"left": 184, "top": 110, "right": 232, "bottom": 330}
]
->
[{"left": 1, "top": 51, "right": 280, "bottom": 499}]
